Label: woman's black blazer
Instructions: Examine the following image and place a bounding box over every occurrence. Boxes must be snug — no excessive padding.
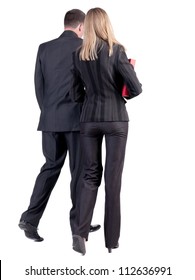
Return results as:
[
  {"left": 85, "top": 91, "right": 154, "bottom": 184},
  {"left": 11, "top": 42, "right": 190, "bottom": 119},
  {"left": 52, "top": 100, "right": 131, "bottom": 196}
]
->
[{"left": 71, "top": 43, "right": 142, "bottom": 122}]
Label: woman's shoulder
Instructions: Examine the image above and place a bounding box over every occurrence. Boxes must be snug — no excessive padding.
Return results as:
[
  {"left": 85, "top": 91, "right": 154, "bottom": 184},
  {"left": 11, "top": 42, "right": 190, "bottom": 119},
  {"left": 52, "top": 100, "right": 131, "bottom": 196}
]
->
[{"left": 113, "top": 43, "right": 125, "bottom": 53}]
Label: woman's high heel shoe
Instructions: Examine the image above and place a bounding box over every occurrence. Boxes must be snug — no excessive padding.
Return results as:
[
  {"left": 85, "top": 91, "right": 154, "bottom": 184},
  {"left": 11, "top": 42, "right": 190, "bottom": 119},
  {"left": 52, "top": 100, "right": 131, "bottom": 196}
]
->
[
  {"left": 108, "top": 243, "right": 119, "bottom": 253},
  {"left": 72, "top": 235, "right": 86, "bottom": 255}
]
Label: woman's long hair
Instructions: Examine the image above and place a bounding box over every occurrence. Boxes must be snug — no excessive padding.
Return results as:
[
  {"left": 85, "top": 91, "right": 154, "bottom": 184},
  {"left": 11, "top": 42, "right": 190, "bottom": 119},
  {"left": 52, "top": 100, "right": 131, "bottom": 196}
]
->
[{"left": 79, "top": 8, "right": 122, "bottom": 60}]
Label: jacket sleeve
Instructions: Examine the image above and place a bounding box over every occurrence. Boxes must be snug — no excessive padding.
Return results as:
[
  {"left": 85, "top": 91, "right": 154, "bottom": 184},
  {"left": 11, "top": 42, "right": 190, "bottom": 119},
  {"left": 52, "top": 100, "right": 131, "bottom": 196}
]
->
[
  {"left": 70, "top": 53, "right": 86, "bottom": 103},
  {"left": 34, "top": 45, "right": 44, "bottom": 109},
  {"left": 117, "top": 47, "right": 142, "bottom": 99}
]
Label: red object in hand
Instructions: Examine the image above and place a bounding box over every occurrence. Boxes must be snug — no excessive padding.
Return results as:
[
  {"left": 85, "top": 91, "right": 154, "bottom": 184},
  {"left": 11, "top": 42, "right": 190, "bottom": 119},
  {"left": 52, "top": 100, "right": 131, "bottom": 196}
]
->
[{"left": 122, "top": 59, "right": 136, "bottom": 98}]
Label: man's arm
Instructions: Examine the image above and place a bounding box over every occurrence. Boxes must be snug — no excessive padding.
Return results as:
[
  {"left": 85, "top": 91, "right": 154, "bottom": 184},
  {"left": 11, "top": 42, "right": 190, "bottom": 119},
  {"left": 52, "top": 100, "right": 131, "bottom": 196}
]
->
[
  {"left": 70, "top": 53, "right": 86, "bottom": 102},
  {"left": 34, "top": 45, "right": 44, "bottom": 109}
]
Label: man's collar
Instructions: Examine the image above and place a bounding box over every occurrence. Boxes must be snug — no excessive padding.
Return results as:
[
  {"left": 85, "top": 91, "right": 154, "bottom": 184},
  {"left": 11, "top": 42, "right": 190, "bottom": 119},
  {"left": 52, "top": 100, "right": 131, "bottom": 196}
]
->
[{"left": 59, "top": 30, "right": 78, "bottom": 38}]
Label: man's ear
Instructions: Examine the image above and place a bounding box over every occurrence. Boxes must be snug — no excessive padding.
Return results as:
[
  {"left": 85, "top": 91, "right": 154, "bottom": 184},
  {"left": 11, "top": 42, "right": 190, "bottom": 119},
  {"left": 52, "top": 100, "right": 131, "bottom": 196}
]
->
[{"left": 78, "top": 23, "right": 83, "bottom": 31}]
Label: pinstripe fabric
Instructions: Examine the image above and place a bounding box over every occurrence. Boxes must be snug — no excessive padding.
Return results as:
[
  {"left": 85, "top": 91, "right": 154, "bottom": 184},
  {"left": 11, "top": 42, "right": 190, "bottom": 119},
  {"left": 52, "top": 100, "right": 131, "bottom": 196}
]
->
[{"left": 71, "top": 43, "right": 142, "bottom": 122}]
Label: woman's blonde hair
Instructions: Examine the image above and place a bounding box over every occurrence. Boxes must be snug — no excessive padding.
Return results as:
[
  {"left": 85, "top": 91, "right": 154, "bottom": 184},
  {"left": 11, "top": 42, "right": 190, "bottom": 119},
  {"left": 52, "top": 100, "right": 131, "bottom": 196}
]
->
[{"left": 79, "top": 8, "right": 121, "bottom": 60}]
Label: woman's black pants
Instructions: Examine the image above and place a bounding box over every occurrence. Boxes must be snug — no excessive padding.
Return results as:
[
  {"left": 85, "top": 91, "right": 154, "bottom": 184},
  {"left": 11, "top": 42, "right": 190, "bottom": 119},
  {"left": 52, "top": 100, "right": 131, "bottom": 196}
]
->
[{"left": 77, "top": 121, "right": 128, "bottom": 248}]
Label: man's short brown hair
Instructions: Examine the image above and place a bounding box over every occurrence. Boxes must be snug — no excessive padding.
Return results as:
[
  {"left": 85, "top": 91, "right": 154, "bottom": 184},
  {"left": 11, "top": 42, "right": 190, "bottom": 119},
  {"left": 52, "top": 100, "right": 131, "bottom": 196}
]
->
[{"left": 64, "top": 9, "right": 85, "bottom": 28}]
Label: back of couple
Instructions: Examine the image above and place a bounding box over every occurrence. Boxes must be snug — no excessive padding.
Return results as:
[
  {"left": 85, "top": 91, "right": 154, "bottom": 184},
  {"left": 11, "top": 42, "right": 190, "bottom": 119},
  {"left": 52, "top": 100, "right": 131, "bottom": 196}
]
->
[{"left": 19, "top": 8, "right": 142, "bottom": 256}]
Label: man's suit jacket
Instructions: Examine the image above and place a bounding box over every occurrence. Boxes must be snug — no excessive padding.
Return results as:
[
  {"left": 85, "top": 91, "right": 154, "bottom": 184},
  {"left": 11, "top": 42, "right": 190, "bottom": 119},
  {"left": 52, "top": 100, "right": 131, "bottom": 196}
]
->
[
  {"left": 35, "top": 31, "right": 83, "bottom": 131},
  {"left": 71, "top": 43, "right": 142, "bottom": 123}
]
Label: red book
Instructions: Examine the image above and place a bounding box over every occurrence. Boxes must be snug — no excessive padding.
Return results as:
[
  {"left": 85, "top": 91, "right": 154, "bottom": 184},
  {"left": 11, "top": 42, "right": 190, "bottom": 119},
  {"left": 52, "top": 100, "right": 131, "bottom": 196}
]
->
[{"left": 122, "top": 58, "right": 136, "bottom": 98}]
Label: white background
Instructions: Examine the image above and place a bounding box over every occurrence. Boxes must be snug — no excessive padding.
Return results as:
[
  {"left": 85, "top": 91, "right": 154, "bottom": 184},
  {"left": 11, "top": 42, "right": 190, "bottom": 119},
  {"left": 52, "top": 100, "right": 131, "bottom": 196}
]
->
[{"left": 0, "top": 0, "right": 195, "bottom": 279}]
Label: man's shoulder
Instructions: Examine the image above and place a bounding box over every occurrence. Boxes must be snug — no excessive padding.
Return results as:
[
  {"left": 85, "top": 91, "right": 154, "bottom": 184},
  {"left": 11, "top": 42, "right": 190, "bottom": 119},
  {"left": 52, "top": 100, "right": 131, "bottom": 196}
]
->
[
  {"left": 38, "top": 33, "right": 82, "bottom": 51},
  {"left": 37, "top": 36, "right": 64, "bottom": 55},
  {"left": 39, "top": 37, "right": 58, "bottom": 48}
]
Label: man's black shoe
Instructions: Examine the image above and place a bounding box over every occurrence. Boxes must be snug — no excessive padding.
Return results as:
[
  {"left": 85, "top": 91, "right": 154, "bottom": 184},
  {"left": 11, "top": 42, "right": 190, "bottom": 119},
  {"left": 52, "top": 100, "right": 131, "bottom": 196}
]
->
[
  {"left": 18, "top": 220, "right": 44, "bottom": 242},
  {"left": 89, "top": 224, "right": 101, "bottom": 232}
]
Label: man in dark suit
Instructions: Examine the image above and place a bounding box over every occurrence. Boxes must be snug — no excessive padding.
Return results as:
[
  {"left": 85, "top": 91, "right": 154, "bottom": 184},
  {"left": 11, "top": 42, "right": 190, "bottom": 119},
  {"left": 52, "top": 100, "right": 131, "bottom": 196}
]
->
[{"left": 18, "top": 9, "right": 100, "bottom": 242}]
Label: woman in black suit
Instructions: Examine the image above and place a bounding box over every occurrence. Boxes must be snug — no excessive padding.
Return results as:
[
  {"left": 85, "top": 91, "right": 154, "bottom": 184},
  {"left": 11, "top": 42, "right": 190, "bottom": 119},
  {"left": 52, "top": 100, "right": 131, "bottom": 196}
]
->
[{"left": 71, "top": 7, "right": 142, "bottom": 255}]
